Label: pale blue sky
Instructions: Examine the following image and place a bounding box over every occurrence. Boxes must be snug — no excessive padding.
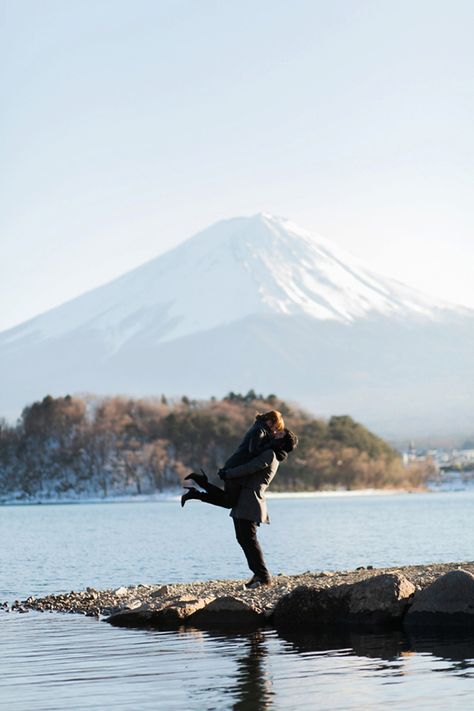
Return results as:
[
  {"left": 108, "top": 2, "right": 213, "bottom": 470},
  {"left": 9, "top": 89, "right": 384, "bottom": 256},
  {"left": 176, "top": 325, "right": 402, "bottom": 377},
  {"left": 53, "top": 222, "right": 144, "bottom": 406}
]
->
[{"left": 1, "top": 0, "right": 473, "bottom": 331}]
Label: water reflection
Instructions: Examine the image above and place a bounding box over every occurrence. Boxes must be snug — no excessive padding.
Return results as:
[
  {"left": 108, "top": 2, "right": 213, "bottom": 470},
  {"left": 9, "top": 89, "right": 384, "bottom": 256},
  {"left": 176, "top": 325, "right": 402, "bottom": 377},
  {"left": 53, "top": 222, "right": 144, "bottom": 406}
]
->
[
  {"left": 279, "top": 627, "right": 410, "bottom": 661},
  {"left": 191, "top": 625, "right": 474, "bottom": 711},
  {"left": 230, "top": 631, "right": 273, "bottom": 711},
  {"left": 278, "top": 626, "right": 474, "bottom": 676},
  {"left": 406, "top": 630, "right": 474, "bottom": 677},
  {"left": 175, "top": 625, "right": 474, "bottom": 709},
  {"left": 187, "top": 629, "right": 274, "bottom": 710},
  {"left": 2, "top": 612, "right": 474, "bottom": 711}
]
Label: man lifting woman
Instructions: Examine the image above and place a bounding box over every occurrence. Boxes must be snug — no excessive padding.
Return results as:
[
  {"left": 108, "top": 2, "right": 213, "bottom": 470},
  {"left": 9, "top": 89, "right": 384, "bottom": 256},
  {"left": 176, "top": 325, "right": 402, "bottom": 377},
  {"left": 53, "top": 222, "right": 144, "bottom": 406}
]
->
[{"left": 181, "top": 410, "right": 298, "bottom": 588}]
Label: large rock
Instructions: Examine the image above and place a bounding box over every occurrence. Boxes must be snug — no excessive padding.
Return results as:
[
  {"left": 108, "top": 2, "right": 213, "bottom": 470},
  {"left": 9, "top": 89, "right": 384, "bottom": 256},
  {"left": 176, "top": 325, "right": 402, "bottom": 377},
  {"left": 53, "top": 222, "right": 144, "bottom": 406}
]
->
[
  {"left": 273, "top": 584, "right": 350, "bottom": 629},
  {"left": 107, "top": 594, "right": 264, "bottom": 630},
  {"left": 405, "top": 569, "right": 474, "bottom": 627},
  {"left": 106, "top": 595, "right": 213, "bottom": 628},
  {"left": 348, "top": 573, "right": 416, "bottom": 623},
  {"left": 188, "top": 595, "right": 264, "bottom": 629},
  {"left": 274, "top": 573, "right": 415, "bottom": 629}
]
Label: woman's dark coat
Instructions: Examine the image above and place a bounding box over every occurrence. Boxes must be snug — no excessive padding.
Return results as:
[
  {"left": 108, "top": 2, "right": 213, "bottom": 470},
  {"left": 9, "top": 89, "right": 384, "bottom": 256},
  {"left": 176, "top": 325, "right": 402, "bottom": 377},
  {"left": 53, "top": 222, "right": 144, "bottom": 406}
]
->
[{"left": 225, "top": 448, "right": 279, "bottom": 524}]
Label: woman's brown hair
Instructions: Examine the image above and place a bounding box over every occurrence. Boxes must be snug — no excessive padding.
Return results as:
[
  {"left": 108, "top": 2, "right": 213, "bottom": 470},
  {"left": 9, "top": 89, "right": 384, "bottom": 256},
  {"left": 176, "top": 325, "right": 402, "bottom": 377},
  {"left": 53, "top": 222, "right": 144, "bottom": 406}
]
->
[{"left": 257, "top": 409, "right": 285, "bottom": 431}]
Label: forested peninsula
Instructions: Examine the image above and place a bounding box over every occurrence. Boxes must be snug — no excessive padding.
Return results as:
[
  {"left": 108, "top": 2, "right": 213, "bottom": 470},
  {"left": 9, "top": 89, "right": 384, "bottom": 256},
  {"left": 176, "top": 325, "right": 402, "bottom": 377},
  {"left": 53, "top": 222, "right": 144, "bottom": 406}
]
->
[{"left": 0, "top": 392, "right": 432, "bottom": 501}]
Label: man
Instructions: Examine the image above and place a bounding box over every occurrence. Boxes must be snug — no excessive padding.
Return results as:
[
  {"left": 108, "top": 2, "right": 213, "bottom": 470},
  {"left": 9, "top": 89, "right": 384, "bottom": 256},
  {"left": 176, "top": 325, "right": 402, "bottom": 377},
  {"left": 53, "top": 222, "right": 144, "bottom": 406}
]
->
[{"left": 220, "top": 429, "right": 298, "bottom": 589}]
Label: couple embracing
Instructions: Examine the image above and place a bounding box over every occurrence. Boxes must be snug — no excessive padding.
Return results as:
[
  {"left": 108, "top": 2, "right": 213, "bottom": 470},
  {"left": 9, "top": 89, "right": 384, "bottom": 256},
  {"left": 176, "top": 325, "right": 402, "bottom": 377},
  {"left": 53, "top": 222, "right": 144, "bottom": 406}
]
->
[{"left": 181, "top": 410, "right": 298, "bottom": 589}]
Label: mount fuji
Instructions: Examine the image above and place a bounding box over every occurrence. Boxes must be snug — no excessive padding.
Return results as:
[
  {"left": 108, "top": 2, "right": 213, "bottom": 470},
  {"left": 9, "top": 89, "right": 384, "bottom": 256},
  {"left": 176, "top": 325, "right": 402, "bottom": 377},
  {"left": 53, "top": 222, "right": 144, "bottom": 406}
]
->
[{"left": 1, "top": 213, "right": 473, "bottom": 437}]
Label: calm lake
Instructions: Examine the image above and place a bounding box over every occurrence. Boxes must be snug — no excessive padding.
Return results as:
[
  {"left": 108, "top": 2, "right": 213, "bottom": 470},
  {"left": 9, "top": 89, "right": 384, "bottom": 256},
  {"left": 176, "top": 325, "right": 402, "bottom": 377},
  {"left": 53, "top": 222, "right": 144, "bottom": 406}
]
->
[{"left": 1, "top": 491, "right": 474, "bottom": 710}]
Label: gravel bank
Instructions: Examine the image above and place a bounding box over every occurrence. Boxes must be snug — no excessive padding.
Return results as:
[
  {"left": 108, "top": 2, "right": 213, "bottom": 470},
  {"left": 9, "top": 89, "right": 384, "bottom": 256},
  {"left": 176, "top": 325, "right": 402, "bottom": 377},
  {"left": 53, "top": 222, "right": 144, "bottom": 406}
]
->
[{"left": 5, "top": 561, "right": 474, "bottom": 619}]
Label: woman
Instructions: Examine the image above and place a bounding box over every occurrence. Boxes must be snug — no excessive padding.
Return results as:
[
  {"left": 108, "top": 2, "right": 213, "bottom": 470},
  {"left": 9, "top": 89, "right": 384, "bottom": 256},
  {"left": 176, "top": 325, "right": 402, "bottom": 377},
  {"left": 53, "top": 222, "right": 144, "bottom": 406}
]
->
[{"left": 181, "top": 409, "right": 284, "bottom": 508}]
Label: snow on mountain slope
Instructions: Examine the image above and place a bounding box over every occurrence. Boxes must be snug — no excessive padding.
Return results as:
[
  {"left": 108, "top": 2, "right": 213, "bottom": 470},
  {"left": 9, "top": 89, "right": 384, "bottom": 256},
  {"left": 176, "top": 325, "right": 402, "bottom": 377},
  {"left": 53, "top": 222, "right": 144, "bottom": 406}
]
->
[
  {"left": 2, "top": 213, "right": 474, "bottom": 435},
  {"left": 0, "top": 213, "right": 463, "bottom": 355}
]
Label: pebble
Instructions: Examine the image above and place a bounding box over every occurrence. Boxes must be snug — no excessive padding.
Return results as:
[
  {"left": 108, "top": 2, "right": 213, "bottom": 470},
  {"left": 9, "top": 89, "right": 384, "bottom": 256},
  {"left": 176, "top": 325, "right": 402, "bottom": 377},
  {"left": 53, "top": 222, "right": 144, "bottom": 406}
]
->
[{"left": 126, "top": 599, "right": 143, "bottom": 610}]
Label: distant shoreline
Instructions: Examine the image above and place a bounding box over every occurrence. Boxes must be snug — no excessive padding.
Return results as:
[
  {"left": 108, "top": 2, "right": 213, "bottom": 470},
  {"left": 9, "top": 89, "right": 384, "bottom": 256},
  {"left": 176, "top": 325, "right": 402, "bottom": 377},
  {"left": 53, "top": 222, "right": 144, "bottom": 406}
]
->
[{"left": 2, "top": 485, "right": 471, "bottom": 506}]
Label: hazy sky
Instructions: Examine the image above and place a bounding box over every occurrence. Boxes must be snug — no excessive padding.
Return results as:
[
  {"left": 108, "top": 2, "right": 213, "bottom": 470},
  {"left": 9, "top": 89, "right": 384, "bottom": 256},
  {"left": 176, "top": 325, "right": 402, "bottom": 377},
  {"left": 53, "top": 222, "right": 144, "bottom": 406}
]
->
[{"left": 1, "top": 0, "right": 473, "bottom": 332}]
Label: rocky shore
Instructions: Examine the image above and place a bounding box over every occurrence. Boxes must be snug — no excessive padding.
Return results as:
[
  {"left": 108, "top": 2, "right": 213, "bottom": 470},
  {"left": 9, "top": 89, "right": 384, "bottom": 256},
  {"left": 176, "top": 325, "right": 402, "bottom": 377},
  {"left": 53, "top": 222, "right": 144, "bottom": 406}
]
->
[{"left": 5, "top": 561, "right": 474, "bottom": 631}]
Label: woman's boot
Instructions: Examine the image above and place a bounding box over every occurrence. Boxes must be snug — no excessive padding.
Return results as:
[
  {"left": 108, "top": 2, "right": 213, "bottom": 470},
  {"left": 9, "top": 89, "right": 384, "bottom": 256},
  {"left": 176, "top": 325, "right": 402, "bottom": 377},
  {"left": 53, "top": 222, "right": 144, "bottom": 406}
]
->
[
  {"left": 181, "top": 487, "right": 203, "bottom": 507},
  {"left": 184, "top": 469, "right": 208, "bottom": 488}
]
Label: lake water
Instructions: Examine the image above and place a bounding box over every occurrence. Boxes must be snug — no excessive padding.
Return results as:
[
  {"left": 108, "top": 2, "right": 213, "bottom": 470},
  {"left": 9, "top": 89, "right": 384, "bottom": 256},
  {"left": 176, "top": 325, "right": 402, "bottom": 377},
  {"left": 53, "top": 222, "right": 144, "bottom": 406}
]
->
[{"left": 1, "top": 491, "right": 474, "bottom": 710}]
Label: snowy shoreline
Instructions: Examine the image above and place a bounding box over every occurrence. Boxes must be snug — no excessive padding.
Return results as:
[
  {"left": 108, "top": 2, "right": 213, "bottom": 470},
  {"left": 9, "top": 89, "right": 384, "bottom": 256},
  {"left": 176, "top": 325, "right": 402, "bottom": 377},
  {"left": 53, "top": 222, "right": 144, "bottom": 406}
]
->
[{"left": 0, "top": 486, "right": 449, "bottom": 506}]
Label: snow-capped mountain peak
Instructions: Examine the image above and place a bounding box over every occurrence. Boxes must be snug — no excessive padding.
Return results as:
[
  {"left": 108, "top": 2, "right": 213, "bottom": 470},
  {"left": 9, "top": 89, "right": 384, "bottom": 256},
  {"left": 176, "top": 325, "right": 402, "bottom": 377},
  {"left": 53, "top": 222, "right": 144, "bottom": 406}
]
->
[
  {"left": 1, "top": 213, "right": 474, "bottom": 435},
  {"left": 1, "top": 213, "right": 461, "bottom": 353}
]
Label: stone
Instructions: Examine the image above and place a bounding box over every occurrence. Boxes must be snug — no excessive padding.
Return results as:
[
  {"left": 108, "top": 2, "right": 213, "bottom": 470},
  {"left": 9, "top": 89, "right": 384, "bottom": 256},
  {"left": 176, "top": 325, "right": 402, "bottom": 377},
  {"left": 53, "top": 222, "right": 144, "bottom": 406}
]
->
[
  {"left": 150, "top": 585, "right": 172, "bottom": 598},
  {"left": 348, "top": 573, "right": 416, "bottom": 623},
  {"left": 114, "top": 587, "right": 129, "bottom": 597},
  {"left": 405, "top": 569, "right": 474, "bottom": 627},
  {"left": 106, "top": 596, "right": 214, "bottom": 629},
  {"left": 188, "top": 595, "right": 263, "bottom": 628},
  {"left": 273, "top": 584, "right": 350, "bottom": 629},
  {"left": 125, "top": 599, "right": 143, "bottom": 610},
  {"left": 106, "top": 607, "right": 154, "bottom": 627},
  {"left": 274, "top": 573, "right": 416, "bottom": 629},
  {"left": 156, "top": 596, "right": 214, "bottom": 625},
  {"left": 174, "top": 594, "right": 200, "bottom": 603}
]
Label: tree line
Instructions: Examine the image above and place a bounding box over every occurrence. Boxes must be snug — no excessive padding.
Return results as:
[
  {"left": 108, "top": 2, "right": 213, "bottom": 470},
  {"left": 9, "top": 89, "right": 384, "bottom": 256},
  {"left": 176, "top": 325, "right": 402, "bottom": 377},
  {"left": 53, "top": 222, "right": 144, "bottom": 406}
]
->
[{"left": 0, "top": 392, "right": 433, "bottom": 500}]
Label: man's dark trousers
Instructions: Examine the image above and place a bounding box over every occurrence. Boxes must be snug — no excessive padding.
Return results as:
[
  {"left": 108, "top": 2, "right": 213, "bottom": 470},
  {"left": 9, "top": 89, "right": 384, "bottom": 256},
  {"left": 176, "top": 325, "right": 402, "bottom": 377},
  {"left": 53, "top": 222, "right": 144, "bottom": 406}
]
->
[{"left": 233, "top": 518, "right": 270, "bottom": 582}]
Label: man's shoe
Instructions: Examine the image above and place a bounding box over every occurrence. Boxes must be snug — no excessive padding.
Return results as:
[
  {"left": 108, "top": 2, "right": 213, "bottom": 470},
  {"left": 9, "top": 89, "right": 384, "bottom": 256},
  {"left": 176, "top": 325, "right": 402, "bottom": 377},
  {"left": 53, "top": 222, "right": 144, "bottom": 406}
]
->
[
  {"left": 184, "top": 469, "right": 208, "bottom": 487},
  {"left": 246, "top": 577, "right": 272, "bottom": 589},
  {"left": 244, "top": 575, "right": 259, "bottom": 589}
]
